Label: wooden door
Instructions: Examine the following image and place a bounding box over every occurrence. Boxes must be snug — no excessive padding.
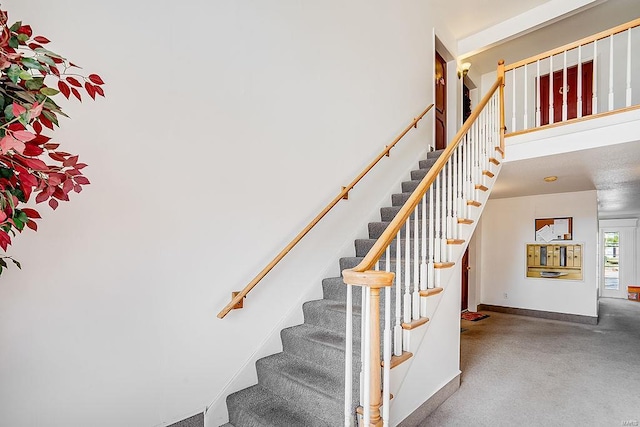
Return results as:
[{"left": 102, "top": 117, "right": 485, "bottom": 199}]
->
[
  {"left": 461, "top": 247, "right": 469, "bottom": 311},
  {"left": 539, "top": 61, "right": 593, "bottom": 125},
  {"left": 435, "top": 52, "right": 447, "bottom": 150}
]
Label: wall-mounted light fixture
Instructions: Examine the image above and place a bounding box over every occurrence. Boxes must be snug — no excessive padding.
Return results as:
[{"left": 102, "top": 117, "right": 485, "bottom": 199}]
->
[
  {"left": 543, "top": 176, "right": 558, "bottom": 182},
  {"left": 457, "top": 62, "right": 471, "bottom": 79}
]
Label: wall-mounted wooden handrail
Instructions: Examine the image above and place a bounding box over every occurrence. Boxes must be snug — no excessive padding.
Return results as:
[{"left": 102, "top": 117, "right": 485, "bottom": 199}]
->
[
  {"left": 504, "top": 17, "right": 640, "bottom": 71},
  {"left": 217, "top": 104, "right": 434, "bottom": 318},
  {"left": 346, "top": 78, "right": 503, "bottom": 275}
]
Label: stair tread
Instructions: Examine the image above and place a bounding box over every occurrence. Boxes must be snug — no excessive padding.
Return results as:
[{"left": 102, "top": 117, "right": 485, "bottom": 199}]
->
[
  {"left": 282, "top": 323, "right": 348, "bottom": 351},
  {"left": 227, "top": 384, "right": 333, "bottom": 427}
]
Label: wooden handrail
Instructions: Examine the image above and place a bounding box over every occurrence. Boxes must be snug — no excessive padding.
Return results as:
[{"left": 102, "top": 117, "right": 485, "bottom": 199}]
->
[
  {"left": 346, "top": 78, "right": 503, "bottom": 274},
  {"left": 217, "top": 104, "right": 434, "bottom": 318},
  {"left": 505, "top": 17, "right": 640, "bottom": 71}
]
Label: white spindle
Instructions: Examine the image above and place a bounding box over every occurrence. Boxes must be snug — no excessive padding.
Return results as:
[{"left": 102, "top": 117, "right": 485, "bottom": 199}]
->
[
  {"left": 562, "top": 51, "right": 568, "bottom": 122},
  {"left": 523, "top": 64, "right": 528, "bottom": 129},
  {"left": 412, "top": 205, "right": 420, "bottom": 320},
  {"left": 452, "top": 148, "right": 459, "bottom": 240},
  {"left": 578, "top": 46, "right": 583, "bottom": 118},
  {"left": 427, "top": 180, "right": 434, "bottom": 289},
  {"left": 549, "top": 55, "right": 554, "bottom": 124},
  {"left": 359, "top": 285, "right": 366, "bottom": 404},
  {"left": 440, "top": 168, "right": 447, "bottom": 263},
  {"left": 627, "top": 28, "right": 632, "bottom": 107},
  {"left": 594, "top": 39, "right": 599, "bottom": 114},
  {"left": 382, "top": 246, "right": 391, "bottom": 427},
  {"left": 344, "top": 285, "right": 353, "bottom": 427},
  {"left": 609, "top": 34, "right": 614, "bottom": 111},
  {"left": 363, "top": 288, "right": 371, "bottom": 427},
  {"left": 511, "top": 69, "right": 516, "bottom": 131},
  {"left": 420, "top": 193, "right": 428, "bottom": 316},
  {"left": 536, "top": 60, "right": 541, "bottom": 127},
  {"left": 394, "top": 233, "right": 402, "bottom": 356},
  {"left": 434, "top": 174, "right": 441, "bottom": 264},
  {"left": 403, "top": 220, "right": 411, "bottom": 329}
]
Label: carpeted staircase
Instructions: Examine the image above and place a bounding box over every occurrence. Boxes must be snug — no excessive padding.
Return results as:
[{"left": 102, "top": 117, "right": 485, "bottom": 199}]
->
[{"left": 223, "top": 150, "right": 443, "bottom": 427}]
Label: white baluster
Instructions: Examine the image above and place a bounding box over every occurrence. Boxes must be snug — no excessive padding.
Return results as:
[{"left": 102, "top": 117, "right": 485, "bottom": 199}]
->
[
  {"left": 594, "top": 39, "right": 599, "bottom": 114},
  {"left": 363, "top": 288, "right": 371, "bottom": 427},
  {"left": 578, "top": 45, "right": 583, "bottom": 118},
  {"left": 627, "top": 28, "right": 632, "bottom": 107},
  {"left": 403, "top": 220, "right": 411, "bottom": 331},
  {"left": 440, "top": 169, "right": 447, "bottom": 263},
  {"left": 562, "top": 51, "right": 568, "bottom": 121},
  {"left": 609, "top": 34, "right": 614, "bottom": 111},
  {"left": 523, "top": 64, "right": 528, "bottom": 130},
  {"left": 360, "top": 284, "right": 366, "bottom": 404},
  {"left": 382, "top": 247, "right": 391, "bottom": 427},
  {"left": 412, "top": 205, "right": 420, "bottom": 320},
  {"left": 536, "top": 60, "right": 541, "bottom": 127},
  {"left": 452, "top": 148, "right": 459, "bottom": 240},
  {"left": 511, "top": 69, "right": 516, "bottom": 131},
  {"left": 434, "top": 174, "right": 441, "bottom": 264},
  {"left": 344, "top": 284, "right": 353, "bottom": 427},
  {"left": 394, "top": 233, "right": 402, "bottom": 356},
  {"left": 420, "top": 193, "right": 428, "bottom": 316},
  {"left": 549, "top": 55, "right": 554, "bottom": 124},
  {"left": 427, "top": 181, "right": 435, "bottom": 289}
]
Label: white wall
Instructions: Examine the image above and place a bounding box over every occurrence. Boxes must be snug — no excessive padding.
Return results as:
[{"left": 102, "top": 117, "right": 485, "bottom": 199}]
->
[
  {"left": 0, "top": 1, "right": 449, "bottom": 426},
  {"left": 476, "top": 191, "right": 598, "bottom": 317}
]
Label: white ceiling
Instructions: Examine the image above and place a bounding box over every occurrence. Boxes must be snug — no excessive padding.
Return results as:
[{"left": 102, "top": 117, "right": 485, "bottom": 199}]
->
[{"left": 492, "top": 141, "right": 640, "bottom": 218}]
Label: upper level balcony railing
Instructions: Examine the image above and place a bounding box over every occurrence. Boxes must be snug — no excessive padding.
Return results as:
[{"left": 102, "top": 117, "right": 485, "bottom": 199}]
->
[{"left": 503, "top": 18, "right": 640, "bottom": 136}]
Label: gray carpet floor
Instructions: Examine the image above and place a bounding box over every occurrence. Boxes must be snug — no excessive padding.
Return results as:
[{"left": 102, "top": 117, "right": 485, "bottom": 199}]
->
[{"left": 418, "top": 298, "right": 640, "bottom": 427}]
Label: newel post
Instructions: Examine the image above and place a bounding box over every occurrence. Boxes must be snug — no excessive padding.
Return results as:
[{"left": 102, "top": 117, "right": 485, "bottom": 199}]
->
[
  {"left": 497, "top": 59, "right": 506, "bottom": 157},
  {"left": 343, "top": 270, "right": 394, "bottom": 427}
]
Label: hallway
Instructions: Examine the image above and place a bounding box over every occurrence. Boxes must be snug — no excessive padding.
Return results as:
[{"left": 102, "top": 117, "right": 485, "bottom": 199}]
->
[{"left": 419, "top": 298, "right": 640, "bottom": 426}]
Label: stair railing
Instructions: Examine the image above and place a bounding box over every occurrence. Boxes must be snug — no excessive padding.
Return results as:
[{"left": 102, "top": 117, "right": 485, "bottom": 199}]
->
[
  {"left": 504, "top": 17, "right": 640, "bottom": 135},
  {"left": 217, "top": 104, "right": 434, "bottom": 318},
  {"left": 343, "top": 61, "right": 506, "bottom": 426}
]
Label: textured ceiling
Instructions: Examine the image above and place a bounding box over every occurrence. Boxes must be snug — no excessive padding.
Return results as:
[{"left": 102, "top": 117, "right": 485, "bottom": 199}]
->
[{"left": 492, "top": 141, "right": 640, "bottom": 218}]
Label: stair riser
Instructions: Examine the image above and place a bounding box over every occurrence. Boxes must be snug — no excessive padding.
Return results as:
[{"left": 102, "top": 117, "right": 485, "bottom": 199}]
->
[
  {"left": 368, "top": 220, "right": 432, "bottom": 239},
  {"left": 355, "top": 239, "right": 432, "bottom": 258},
  {"left": 281, "top": 328, "right": 360, "bottom": 373}
]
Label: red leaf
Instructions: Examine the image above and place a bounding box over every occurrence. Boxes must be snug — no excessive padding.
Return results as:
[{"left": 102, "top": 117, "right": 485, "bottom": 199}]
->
[
  {"left": 71, "top": 88, "right": 82, "bottom": 102},
  {"left": 26, "top": 219, "right": 38, "bottom": 231},
  {"left": 7, "top": 122, "right": 25, "bottom": 131},
  {"left": 43, "top": 142, "right": 59, "bottom": 150},
  {"left": 21, "top": 158, "right": 48, "bottom": 171},
  {"left": 21, "top": 208, "right": 41, "bottom": 219},
  {"left": 23, "top": 143, "right": 44, "bottom": 157},
  {"left": 58, "top": 80, "right": 71, "bottom": 99},
  {"left": 35, "top": 190, "right": 49, "bottom": 204},
  {"left": 63, "top": 155, "right": 79, "bottom": 167},
  {"left": 74, "top": 176, "right": 90, "bottom": 185},
  {"left": 17, "top": 25, "right": 33, "bottom": 37},
  {"left": 0, "top": 135, "right": 25, "bottom": 155},
  {"left": 94, "top": 85, "right": 105, "bottom": 97},
  {"left": 85, "top": 82, "right": 96, "bottom": 100},
  {"left": 22, "top": 184, "right": 32, "bottom": 202},
  {"left": 28, "top": 43, "right": 43, "bottom": 50},
  {"left": 32, "top": 120, "right": 42, "bottom": 134},
  {"left": 18, "top": 171, "right": 38, "bottom": 187},
  {"left": 74, "top": 184, "right": 83, "bottom": 193},
  {"left": 88, "top": 74, "right": 105, "bottom": 85},
  {"left": 52, "top": 57, "right": 64, "bottom": 64},
  {"left": 12, "top": 103, "right": 26, "bottom": 117},
  {"left": 48, "top": 198, "right": 58, "bottom": 210},
  {"left": 40, "top": 116, "right": 54, "bottom": 130},
  {"left": 48, "top": 175, "right": 62, "bottom": 186},
  {"left": 50, "top": 65, "right": 60, "bottom": 77},
  {"left": 12, "top": 130, "right": 36, "bottom": 142},
  {"left": 52, "top": 187, "right": 69, "bottom": 201},
  {"left": 33, "top": 36, "right": 51, "bottom": 44},
  {"left": 74, "top": 163, "right": 88, "bottom": 170},
  {"left": 0, "top": 211, "right": 6, "bottom": 222},
  {"left": 33, "top": 135, "right": 51, "bottom": 144},
  {"left": 66, "top": 77, "right": 82, "bottom": 87},
  {"left": 63, "top": 179, "right": 74, "bottom": 194},
  {"left": 66, "top": 169, "right": 81, "bottom": 176},
  {"left": 0, "top": 230, "right": 11, "bottom": 251},
  {"left": 48, "top": 152, "right": 66, "bottom": 162}
]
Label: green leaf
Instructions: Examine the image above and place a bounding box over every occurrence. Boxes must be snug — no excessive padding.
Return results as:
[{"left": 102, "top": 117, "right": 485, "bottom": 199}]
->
[
  {"left": 8, "top": 36, "right": 19, "bottom": 49},
  {"left": 21, "top": 57, "right": 43, "bottom": 70},
  {"left": 17, "top": 33, "right": 29, "bottom": 42},
  {"left": 41, "top": 110, "right": 59, "bottom": 125},
  {"left": 11, "top": 259, "right": 21, "bottom": 269},
  {"left": 16, "top": 211, "right": 28, "bottom": 223},
  {"left": 4, "top": 104, "right": 15, "bottom": 121},
  {"left": 0, "top": 168, "right": 13, "bottom": 179},
  {"left": 40, "top": 87, "right": 60, "bottom": 97},
  {"left": 36, "top": 55, "right": 56, "bottom": 67},
  {"left": 25, "top": 77, "right": 45, "bottom": 91},
  {"left": 9, "top": 21, "right": 22, "bottom": 32},
  {"left": 13, "top": 218, "right": 24, "bottom": 231},
  {"left": 34, "top": 48, "right": 64, "bottom": 59},
  {"left": 0, "top": 259, "right": 6, "bottom": 268},
  {"left": 0, "top": 95, "right": 5, "bottom": 111},
  {"left": 18, "top": 70, "right": 33, "bottom": 81},
  {"left": 7, "top": 64, "right": 21, "bottom": 84}
]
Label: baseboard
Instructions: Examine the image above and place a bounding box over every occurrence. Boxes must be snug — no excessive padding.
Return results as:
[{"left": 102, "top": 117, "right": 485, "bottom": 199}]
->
[
  {"left": 397, "top": 373, "right": 461, "bottom": 427},
  {"left": 477, "top": 304, "right": 598, "bottom": 325},
  {"left": 167, "top": 413, "right": 204, "bottom": 427}
]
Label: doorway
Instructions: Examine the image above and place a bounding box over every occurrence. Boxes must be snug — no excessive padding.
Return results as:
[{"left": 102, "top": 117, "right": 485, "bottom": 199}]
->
[
  {"left": 599, "top": 219, "right": 637, "bottom": 299},
  {"left": 435, "top": 52, "right": 447, "bottom": 150},
  {"left": 461, "top": 247, "right": 469, "bottom": 311},
  {"left": 538, "top": 61, "right": 593, "bottom": 125}
]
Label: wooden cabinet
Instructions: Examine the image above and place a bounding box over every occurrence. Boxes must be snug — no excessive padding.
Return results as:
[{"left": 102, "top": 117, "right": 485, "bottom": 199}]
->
[{"left": 526, "top": 243, "right": 583, "bottom": 280}]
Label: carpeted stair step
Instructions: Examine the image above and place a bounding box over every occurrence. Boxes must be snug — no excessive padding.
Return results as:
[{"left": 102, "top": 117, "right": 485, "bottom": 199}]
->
[
  {"left": 355, "top": 238, "right": 432, "bottom": 258},
  {"left": 368, "top": 220, "right": 431, "bottom": 239},
  {"left": 340, "top": 256, "right": 423, "bottom": 278},
  {"left": 418, "top": 157, "right": 438, "bottom": 169},
  {"left": 427, "top": 149, "right": 444, "bottom": 159},
  {"left": 226, "top": 384, "right": 332, "bottom": 427},
  {"left": 255, "top": 352, "right": 346, "bottom": 426},
  {"left": 380, "top": 205, "right": 427, "bottom": 221}
]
